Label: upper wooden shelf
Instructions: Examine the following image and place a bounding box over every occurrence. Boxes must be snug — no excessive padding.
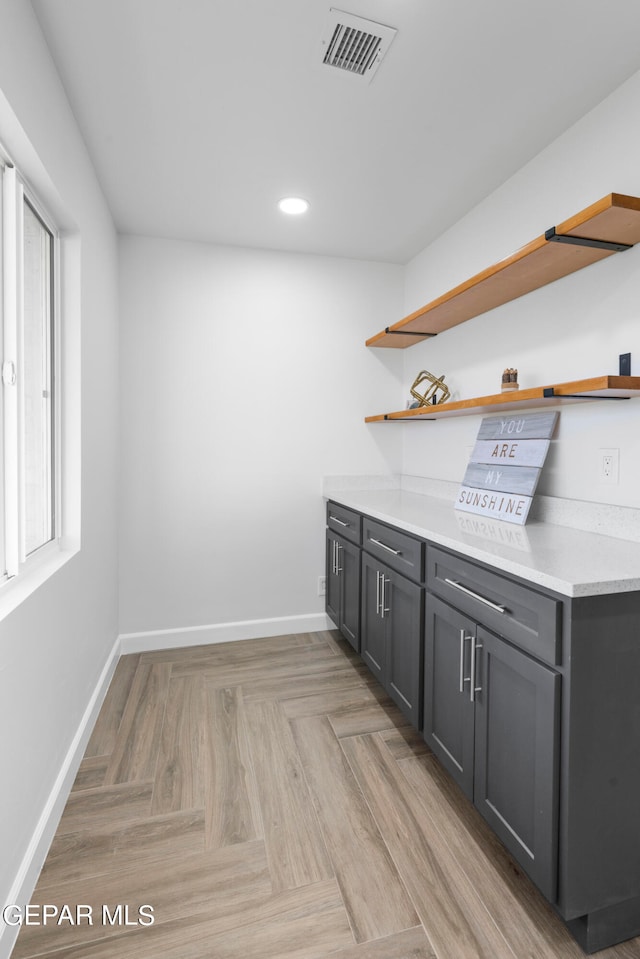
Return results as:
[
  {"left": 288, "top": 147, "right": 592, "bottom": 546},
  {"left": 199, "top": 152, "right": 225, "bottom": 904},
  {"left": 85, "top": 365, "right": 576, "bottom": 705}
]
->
[
  {"left": 367, "top": 193, "right": 640, "bottom": 349},
  {"left": 364, "top": 376, "right": 640, "bottom": 422}
]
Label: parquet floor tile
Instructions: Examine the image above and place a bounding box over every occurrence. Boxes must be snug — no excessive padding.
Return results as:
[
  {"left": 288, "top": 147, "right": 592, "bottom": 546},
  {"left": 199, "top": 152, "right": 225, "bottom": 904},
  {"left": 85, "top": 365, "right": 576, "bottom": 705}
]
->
[{"left": 13, "top": 630, "right": 640, "bottom": 959}]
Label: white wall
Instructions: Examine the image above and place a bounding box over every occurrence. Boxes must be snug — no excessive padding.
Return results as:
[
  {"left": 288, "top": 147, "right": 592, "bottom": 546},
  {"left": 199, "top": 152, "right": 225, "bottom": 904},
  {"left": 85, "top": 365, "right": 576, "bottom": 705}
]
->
[
  {"left": 118, "top": 68, "right": 640, "bottom": 645},
  {"left": 118, "top": 237, "right": 403, "bottom": 639},
  {"left": 400, "top": 69, "right": 640, "bottom": 508},
  {"left": 3, "top": 10, "right": 640, "bottom": 949},
  {"left": 0, "top": 2, "right": 119, "bottom": 949}
]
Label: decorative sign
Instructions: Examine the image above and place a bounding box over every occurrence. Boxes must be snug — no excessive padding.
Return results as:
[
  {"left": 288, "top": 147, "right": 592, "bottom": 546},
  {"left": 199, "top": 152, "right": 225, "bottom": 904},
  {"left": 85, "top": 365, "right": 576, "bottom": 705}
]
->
[
  {"left": 469, "top": 440, "right": 551, "bottom": 469},
  {"left": 462, "top": 463, "right": 541, "bottom": 496},
  {"left": 456, "top": 411, "right": 558, "bottom": 525},
  {"left": 475, "top": 412, "right": 557, "bottom": 441}
]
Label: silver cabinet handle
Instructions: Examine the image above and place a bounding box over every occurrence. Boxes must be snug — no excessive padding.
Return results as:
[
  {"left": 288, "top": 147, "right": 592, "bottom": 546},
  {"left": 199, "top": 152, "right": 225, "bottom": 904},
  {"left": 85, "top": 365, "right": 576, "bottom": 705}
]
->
[
  {"left": 470, "top": 638, "right": 483, "bottom": 702},
  {"left": 444, "top": 578, "right": 507, "bottom": 614},
  {"left": 459, "top": 629, "right": 471, "bottom": 693},
  {"left": 381, "top": 574, "right": 390, "bottom": 618},
  {"left": 335, "top": 543, "right": 342, "bottom": 574},
  {"left": 330, "top": 516, "right": 350, "bottom": 527},
  {"left": 374, "top": 569, "right": 391, "bottom": 618},
  {"left": 370, "top": 537, "right": 401, "bottom": 556}
]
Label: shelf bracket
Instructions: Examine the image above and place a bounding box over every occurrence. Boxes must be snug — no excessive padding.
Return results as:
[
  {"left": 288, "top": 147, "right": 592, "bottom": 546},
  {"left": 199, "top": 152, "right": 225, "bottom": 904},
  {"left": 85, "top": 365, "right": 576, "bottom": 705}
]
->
[
  {"left": 544, "top": 227, "right": 632, "bottom": 253},
  {"left": 383, "top": 414, "right": 436, "bottom": 421},
  {"left": 385, "top": 327, "right": 437, "bottom": 338},
  {"left": 542, "top": 387, "right": 629, "bottom": 400}
]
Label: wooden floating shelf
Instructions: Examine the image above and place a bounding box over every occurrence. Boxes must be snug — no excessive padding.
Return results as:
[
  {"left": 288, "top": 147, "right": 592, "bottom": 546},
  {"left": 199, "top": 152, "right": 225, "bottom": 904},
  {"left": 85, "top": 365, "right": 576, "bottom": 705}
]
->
[
  {"left": 367, "top": 194, "right": 640, "bottom": 349},
  {"left": 365, "top": 376, "right": 640, "bottom": 422}
]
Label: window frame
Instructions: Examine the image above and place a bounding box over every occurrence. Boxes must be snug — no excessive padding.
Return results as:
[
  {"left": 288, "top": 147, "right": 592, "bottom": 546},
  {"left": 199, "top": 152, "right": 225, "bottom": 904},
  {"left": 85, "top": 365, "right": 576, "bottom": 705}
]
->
[{"left": 1, "top": 145, "right": 61, "bottom": 586}]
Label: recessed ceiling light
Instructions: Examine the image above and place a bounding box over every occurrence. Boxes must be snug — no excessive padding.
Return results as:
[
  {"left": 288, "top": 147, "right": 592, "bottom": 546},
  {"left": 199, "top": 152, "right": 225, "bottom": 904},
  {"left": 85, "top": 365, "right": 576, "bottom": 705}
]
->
[{"left": 278, "top": 197, "right": 309, "bottom": 215}]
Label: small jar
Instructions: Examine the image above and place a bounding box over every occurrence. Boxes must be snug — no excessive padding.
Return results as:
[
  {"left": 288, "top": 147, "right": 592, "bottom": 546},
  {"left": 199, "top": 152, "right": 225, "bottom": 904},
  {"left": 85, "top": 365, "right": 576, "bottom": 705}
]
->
[{"left": 501, "top": 367, "right": 519, "bottom": 392}]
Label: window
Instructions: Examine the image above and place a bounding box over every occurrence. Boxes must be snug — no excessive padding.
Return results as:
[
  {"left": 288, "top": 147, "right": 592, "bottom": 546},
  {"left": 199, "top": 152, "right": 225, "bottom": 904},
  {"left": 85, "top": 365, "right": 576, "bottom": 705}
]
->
[{"left": 1, "top": 151, "right": 58, "bottom": 582}]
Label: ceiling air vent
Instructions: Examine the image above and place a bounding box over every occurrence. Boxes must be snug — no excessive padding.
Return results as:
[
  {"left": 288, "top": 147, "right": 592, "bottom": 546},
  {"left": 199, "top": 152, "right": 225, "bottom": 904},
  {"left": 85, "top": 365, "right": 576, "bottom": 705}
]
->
[{"left": 320, "top": 9, "right": 397, "bottom": 83}]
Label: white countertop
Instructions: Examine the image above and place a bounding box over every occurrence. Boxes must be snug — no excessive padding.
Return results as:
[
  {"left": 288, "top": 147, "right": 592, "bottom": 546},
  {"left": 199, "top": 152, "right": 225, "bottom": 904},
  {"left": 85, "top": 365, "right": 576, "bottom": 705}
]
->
[{"left": 326, "top": 487, "right": 640, "bottom": 598}]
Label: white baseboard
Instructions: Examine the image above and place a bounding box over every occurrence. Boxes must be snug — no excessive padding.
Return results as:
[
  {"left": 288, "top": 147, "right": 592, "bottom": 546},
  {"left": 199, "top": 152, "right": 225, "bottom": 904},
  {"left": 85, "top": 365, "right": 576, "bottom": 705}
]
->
[
  {"left": 0, "top": 638, "right": 121, "bottom": 959},
  {"left": 119, "top": 612, "right": 334, "bottom": 654}
]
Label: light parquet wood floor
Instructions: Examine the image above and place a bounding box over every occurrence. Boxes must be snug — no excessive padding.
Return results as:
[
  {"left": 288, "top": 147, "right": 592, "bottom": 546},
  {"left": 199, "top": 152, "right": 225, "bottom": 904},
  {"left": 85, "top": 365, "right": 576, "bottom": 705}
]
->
[{"left": 13, "top": 630, "right": 640, "bottom": 959}]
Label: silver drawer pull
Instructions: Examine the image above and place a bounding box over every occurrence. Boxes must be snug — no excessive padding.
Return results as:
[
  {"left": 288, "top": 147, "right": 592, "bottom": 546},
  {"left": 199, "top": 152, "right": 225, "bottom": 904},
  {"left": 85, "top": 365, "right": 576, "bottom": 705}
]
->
[
  {"left": 370, "top": 537, "right": 401, "bottom": 556},
  {"left": 444, "top": 578, "right": 507, "bottom": 614},
  {"left": 459, "top": 629, "right": 471, "bottom": 693},
  {"left": 381, "top": 574, "right": 390, "bottom": 618},
  {"left": 470, "top": 639, "right": 483, "bottom": 703},
  {"left": 330, "top": 516, "right": 350, "bottom": 527}
]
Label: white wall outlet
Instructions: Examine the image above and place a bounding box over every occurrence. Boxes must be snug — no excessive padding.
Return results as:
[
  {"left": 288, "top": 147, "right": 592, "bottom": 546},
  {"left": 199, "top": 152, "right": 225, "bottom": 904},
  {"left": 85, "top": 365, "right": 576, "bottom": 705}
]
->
[
  {"left": 598, "top": 448, "right": 619, "bottom": 484},
  {"left": 318, "top": 575, "right": 326, "bottom": 596}
]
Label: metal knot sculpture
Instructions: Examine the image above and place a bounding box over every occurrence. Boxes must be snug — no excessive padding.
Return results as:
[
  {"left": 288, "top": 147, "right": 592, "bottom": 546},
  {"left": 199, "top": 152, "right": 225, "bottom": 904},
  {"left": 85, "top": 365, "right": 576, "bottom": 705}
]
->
[{"left": 410, "top": 370, "right": 450, "bottom": 407}]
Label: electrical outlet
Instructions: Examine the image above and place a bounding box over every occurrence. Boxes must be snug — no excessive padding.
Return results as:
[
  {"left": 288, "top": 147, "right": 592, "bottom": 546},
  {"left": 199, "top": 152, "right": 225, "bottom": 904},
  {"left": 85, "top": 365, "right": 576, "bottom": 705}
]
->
[
  {"left": 598, "top": 448, "right": 619, "bottom": 484},
  {"left": 318, "top": 576, "right": 326, "bottom": 596}
]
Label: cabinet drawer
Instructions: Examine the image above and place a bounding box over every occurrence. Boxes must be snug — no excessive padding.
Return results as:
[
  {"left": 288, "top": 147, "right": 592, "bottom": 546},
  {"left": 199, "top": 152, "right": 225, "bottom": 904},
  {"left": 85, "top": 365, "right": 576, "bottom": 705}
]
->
[
  {"left": 427, "top": 546, "right": 561, "bottom": 665},
  {"left": 362, "top": 517, "right": 424, "bottom": 584},
  {"left": 326, "top": 502, "right": 361, "bottom": 545}
]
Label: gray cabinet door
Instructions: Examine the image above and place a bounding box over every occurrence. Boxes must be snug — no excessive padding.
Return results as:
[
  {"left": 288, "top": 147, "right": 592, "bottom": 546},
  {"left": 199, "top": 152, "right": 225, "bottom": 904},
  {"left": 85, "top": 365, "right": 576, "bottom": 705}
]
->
[
  {"left": 361, "top": 552, "right": 423, "bottom": 725},
  {"left": 473, "top": 627, "right": 560, "bottom": 901},
  {"left": 361, "top": 551, "right": 386, "bottom": 683},
  {"left": 326, "top": 531, "right": 361, "bottom": 652},
  {"left": 340, "top": 537, "right": 361, "bottom": 651},
  {"left": 424, "top": 593, "right": 475, "bottom": 797},
  {"left": 386, "top": 570, "right": 423, "bottom": 728},
  {"left": 326, "top": 530, "right": 341, "bottom": 628}
]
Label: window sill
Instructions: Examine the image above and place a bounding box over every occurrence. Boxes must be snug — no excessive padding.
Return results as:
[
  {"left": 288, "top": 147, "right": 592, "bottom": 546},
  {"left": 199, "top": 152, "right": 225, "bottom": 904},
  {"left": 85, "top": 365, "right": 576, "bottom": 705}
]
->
[{"left": 0, "top": 540, "right": 80, "bottom": 623}]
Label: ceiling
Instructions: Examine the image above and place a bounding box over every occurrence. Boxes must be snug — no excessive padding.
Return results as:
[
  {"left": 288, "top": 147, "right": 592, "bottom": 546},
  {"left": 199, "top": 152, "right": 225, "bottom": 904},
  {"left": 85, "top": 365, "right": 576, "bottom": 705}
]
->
[{"left": 30, "top": 0, "right": 640, "bottom": 263}]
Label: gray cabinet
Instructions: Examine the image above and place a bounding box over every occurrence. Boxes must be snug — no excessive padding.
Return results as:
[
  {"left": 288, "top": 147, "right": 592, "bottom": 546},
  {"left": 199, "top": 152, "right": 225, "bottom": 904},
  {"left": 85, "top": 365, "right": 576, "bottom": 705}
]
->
[
  {"left": 426, "top": 545, "right": 561, "bottom": 666},
  {"left": 327, "top": 501, "right": 361, "bottom": 546},
  {"left": 326, "top": 530, "right": 360, "bottom": 651},
  {"left": 326, "top": 502, "right": 361, "bottom": 651},
  {"left": 360, "top": 551, "right": 387, "bottom": 682},
  {"left": 325, "top": 498, "right": 640, "bottom": 951},
  {"left": 360, "top": 521, "right": 424, "bottom": 728},
  {"left": 425, "top": 544, "right": 562, "bottom": 902},
  {"left": 475, "top": 626, "right": 560, "bottom": 902},
  {"left": 558, "top": 588, "right": 640, "bottom": 952},
  {"left": 424, "top": 592, "right": 560, "bottom": 900},
  {"left": 423, "top": 594, "right": 475, "bottom": 793}
]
